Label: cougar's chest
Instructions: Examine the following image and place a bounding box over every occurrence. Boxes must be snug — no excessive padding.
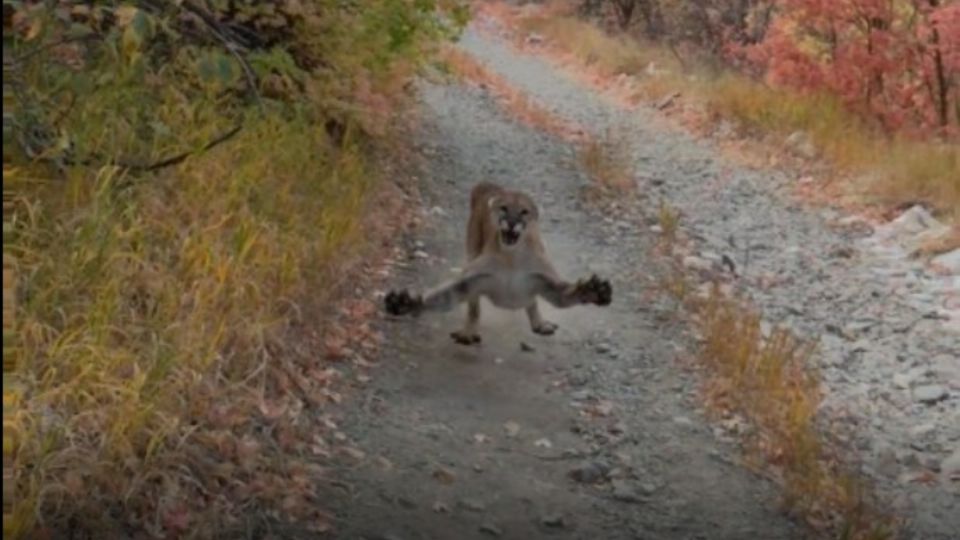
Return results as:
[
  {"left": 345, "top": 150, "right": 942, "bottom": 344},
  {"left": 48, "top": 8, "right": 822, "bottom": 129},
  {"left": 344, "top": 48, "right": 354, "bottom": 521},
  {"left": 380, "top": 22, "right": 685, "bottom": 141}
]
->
[{"left": 485, "top": 271, "right": 535, "bottom": 310}]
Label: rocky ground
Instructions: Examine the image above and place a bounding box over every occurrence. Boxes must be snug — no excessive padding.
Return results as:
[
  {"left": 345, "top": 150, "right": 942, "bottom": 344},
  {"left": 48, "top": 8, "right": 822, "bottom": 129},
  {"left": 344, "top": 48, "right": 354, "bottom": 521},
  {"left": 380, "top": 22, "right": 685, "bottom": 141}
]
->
[{"left": 321, "top": 14, "right": 958, "bottom": 540}]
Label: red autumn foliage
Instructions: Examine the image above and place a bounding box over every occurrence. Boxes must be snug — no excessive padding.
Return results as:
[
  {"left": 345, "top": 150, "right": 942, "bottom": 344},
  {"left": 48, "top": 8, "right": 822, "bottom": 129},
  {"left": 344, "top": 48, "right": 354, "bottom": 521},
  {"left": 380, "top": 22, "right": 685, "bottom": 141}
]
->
[{"left": 734, "top": 0, "right": 960, "bottom": 138}]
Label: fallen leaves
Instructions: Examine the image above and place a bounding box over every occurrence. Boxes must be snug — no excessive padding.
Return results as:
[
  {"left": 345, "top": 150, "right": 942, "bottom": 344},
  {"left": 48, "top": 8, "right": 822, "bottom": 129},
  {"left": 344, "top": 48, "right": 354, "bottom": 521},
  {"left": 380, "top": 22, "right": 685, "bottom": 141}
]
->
[
  {"left": 432, "top": 466, "right": 456, "bottom": 484},
  {"left": 583, "top": 400, "right": 615, "bottom": 418}
]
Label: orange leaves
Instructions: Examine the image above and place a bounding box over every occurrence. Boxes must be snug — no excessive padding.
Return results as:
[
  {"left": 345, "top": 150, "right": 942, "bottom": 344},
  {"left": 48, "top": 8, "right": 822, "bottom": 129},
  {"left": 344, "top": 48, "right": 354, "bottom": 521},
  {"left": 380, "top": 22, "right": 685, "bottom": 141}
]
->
[{"left": 745, "top": 0, "right": 960, "bottom": 137}]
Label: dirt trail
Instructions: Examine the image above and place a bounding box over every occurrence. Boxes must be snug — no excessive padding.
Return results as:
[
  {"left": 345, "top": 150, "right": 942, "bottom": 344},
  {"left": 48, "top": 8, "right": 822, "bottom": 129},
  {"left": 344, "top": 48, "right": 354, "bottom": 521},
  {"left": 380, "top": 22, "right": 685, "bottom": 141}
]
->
[{"left": 322, "top": 29, "right": 803, "bottom": 540}]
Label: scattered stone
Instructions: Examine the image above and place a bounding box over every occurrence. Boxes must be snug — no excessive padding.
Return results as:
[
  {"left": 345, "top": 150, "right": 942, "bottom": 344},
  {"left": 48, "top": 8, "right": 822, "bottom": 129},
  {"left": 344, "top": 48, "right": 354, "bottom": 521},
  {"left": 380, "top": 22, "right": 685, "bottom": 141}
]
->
[
  {"left": 876, "top": 448, "right": 899, "bottom": 477},
  {"left": 503, "top": 421, "right": 521, "bottom": 438},
  {"left": 479, "top": 523, "right": 503, "bottom": 537},
  {"left": 912, "top": 385, "right": 949, "bottom": 404},
  {"left": 520, "top": 341, "right": 536, "bottom": 352},
  {"left": 589, "top": 400, "right": 615, "bottom": 417},
  {"left": 413, "top": 250, "right": 429, "bottom": 259},
  {"left": 540, "top": 514, "right": 566, "bottom": 528},
  {"left": 941, "top": 449, "right": 960, "bottom": 480},
  {"left": 872, "top": 205, "right": 944, "bottom": 245},
  {"left": 639, "top": 482, "right": 659, "bottom": 496},
  {"left": 595, "top": 342, "right": 612, "bottom": 354},
  {"left": 569, "top": 461, "right": 609, "bottom": 484},
  {"left": 397, "top": 496, "right": 417, "bottom": 509},
  {"left": 930, "top": 249, "right": 960, "bottom": 275},
  {"left": 369, "top": 534, "right": 404, "bottom": 540},
  {"left": 785, "top": 131, "right": 817, "bottom": 159},
  {"left": 534, "top": 438, "right": 553, "bottom": 449},
  {"left": 682, "top": 255, "right": 713, "bottom": 273},
  {"left": 611, "top": 480, "right": 643, "bottom": 503},
  {"left": 655, "top": 91, "right": 680, "bottom": 110},
  {"left": 892, "top": 372, "right": 915, "bottom": 390},
  {"left": 432, "top": 466, "right": 456, "bottom": 484},
  {"left": 673, "top": 416, "right": 694, "bottom": 427},
  {"left": 458, "top": 498, "right": 486, "bottom": 512},
  {"left": 909, "top": 423, "right": 936, "bottom": 439},
  {"left": 432, "top": 501, "right": 449, "bottom": 513},
  {"left": 525, "top": 32, "right": 544, "bottom": 45},
  {"left": 571, "top": 389, "right": 592, "bottom": 401}
]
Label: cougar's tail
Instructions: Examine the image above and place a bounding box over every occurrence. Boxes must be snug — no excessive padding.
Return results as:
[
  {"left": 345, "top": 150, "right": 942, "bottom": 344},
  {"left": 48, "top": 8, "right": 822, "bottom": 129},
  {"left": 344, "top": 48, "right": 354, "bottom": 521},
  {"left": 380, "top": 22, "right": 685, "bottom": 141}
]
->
[{"left": 470, "top": 181, "right": 502, "bottom": 210}]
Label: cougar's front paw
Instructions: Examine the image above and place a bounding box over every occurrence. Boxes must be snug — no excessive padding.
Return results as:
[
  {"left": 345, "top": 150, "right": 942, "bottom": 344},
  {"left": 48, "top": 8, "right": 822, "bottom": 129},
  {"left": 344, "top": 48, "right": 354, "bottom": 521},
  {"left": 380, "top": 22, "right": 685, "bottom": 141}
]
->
[
  {"left": 384, "top": 289, "right": 422, "bottom": 316},
  {"left": 576, "top": 274, "right": 612, "bottom": 306},
  {"left": 532, "top": 320, "right": 558, "bottom": 336},
  {"left": 450, "top": 330, "right": 482, "bottom": 345}
]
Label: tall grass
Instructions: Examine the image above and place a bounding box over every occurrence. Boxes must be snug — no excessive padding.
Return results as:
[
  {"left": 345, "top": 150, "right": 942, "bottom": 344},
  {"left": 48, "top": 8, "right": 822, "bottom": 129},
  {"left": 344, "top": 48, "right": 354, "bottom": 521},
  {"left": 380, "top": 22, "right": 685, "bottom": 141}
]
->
[
  {"left": 695, "top": 290, "right": 895, "bottom": 539},
  {"left": 3, "top": 1, "right": 467, "bottom": 536},
  {"left": 5, "top": 112, "right": 373, "bottom": 537},
  {"left": 577, "top": 126, "right": 633, "bottom": 191},
  {"left": 705, "top": 76, "right": 960, "bottom": 221}
]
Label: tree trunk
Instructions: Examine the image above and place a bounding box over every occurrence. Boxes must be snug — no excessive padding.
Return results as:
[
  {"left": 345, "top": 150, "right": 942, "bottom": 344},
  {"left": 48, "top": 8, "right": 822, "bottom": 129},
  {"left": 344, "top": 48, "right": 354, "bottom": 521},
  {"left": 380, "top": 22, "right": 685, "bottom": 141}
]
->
[{"left": 927, "top": 0, "right": 950, "bottom": 128}]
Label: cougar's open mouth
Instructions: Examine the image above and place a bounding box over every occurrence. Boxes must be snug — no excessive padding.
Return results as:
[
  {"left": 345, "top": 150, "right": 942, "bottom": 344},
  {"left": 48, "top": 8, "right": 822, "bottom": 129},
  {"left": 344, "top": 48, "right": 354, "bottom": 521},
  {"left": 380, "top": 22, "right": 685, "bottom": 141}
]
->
[{"left": 500, "top": 229, "right": 521, "bottom": 246}]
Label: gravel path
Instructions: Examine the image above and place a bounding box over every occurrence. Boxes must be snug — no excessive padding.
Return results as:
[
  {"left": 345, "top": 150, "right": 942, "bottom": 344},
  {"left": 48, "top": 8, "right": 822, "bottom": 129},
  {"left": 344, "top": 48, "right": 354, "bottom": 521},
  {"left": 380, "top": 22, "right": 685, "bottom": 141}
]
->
[
  {"left": 324, "top": 45, "right": 801, "bottom": 540},
  {"left": 325, "top": 16, "right": 958, "bottom": 540},
  {"left": 456, "top": 15, "right": 959, "bottom": 540}
]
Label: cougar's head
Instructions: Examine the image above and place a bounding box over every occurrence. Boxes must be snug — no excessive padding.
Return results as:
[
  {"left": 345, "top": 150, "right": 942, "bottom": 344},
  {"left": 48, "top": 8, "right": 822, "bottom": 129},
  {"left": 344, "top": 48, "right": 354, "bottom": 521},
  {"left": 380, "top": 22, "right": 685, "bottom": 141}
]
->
[{"left": 490, "top": 191, "right": 538, "bottom": 248}]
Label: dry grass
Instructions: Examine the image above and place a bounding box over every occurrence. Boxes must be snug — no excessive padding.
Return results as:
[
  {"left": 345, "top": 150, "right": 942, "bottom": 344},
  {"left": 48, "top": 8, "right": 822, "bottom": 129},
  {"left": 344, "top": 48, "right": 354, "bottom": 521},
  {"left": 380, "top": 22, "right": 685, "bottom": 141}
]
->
[
  {"left": 694, "top": 290, "right": 895, "bottom": 539},
  {"left": 913, "top": 225, "right": 960, "bottom": 259},
  {"left": 3, "top": 112, "right": 386, "bottom": 536},
  {"left": 706, "top": 76, "right": 960, "bottom": 221},
  {"left": 656, "top": 198, "right": 681, "bottom": 247},
  {"left": 577, "top": 127, "right": 633, "bottom": 191},
  {"left": 484, "top": 1, "right": 960, "bottom": 223},
  {"left": 2, "top": 2, "right": 459, "bottom": 536},
  {"left": 517, "top": 13, "right": 655, "bottom": 79}
]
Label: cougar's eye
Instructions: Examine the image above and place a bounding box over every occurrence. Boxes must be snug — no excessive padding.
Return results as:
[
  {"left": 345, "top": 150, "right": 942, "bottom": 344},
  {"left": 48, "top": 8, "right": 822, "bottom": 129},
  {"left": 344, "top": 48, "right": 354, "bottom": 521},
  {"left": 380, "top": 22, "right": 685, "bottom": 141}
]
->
[
  {"left": 499, "top": 205, "right": 508, "bottom": 214},
  {"left": 520, "top": 209, "right": 529, "bottom": 216}
]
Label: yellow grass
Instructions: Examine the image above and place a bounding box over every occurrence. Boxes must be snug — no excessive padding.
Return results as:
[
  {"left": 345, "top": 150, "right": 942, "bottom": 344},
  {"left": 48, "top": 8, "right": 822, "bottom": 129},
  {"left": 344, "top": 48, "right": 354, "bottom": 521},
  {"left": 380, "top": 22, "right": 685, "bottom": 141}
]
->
[
  {"left": 694, "top": 290, "right": 895, "bottom": 539},
  {"left": 519, "top": 14, "right": 655, "bottom": 78},
  {"left": 4, "top": 111, "right": 377, "bottom": 536},
  {"left": 577, "top": 127, "right": 633, "bottom": 191},
  {"left": 706, "top": 76, "right": 960, "bottom": 221}
]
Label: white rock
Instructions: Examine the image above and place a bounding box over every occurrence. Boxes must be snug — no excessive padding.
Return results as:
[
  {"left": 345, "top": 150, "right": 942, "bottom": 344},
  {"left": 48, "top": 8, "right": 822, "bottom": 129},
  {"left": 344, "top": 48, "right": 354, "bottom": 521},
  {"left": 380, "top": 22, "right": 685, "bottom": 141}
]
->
[
  {"left": 912, "top": 384, "right": 949, "bottom": 404},
  {"left": 909, "top": 423, "right": 936, "bottom": 439},
  {"left": 892, "top": 372, "right": 914, "bottom": 390},
  {"left": 930, "top": 249, "right": 960, "bottom": 275},
  {"left": 873, "top": 205, "right": 943, "bottom": 244},
  {"left": 525, "top": 32, "right": 544, "bottom": 45},
  {"left": 941, "top": 449, "right": 960, "bottom": 479},
  {"left": 682, "top": 255, "right": 714, "bottom": 272},
  {"left": 785, "top": 131, "right": 817, "bottom": 159}
]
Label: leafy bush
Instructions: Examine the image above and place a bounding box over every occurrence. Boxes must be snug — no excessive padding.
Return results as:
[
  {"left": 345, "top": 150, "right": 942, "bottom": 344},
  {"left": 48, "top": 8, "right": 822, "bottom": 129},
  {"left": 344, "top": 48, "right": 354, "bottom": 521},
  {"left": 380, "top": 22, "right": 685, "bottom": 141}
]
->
[{"left": 3, "top": 1, "right": 467, "bottom": 537}]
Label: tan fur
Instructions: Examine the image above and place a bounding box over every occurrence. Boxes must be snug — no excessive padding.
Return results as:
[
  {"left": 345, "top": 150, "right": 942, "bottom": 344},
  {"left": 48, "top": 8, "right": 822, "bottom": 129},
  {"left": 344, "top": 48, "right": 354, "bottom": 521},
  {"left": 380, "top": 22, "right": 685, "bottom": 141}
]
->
[{"left": 384, "top": 181, "right": 612, "bottom": 345}]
